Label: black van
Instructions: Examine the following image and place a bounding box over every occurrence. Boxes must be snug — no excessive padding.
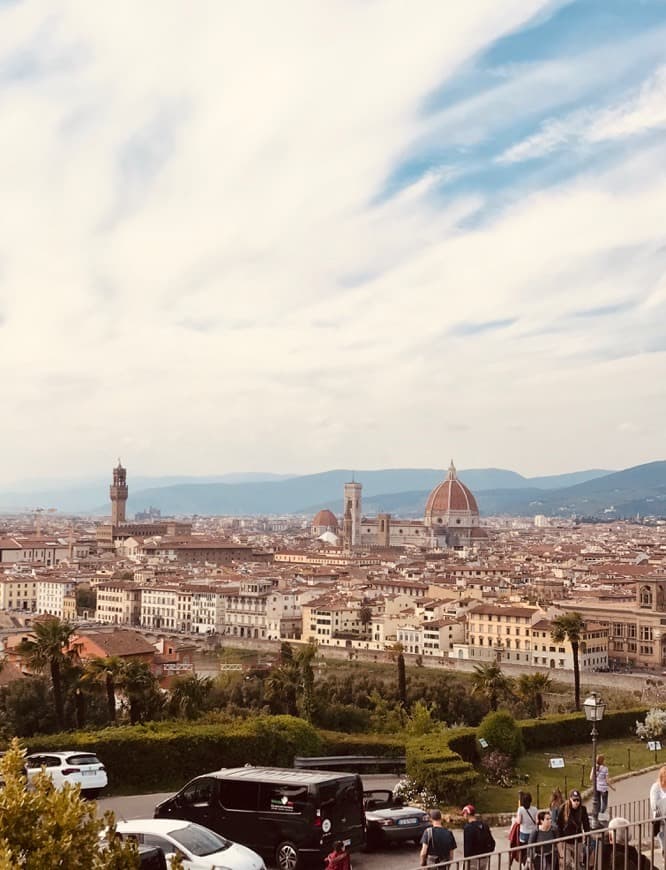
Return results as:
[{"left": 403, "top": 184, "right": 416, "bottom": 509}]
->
[{"left": 154, "top": 766, "right": 366, "bottom": 870}]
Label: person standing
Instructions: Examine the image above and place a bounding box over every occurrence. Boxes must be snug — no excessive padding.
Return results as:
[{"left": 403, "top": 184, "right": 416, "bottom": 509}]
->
[
  {"left": 649, "top": 765, "right": 666, "bottom": 855},
  {"left": 590, "top": 753, "right": 615, "bottom": 816},
  {"left": 515, "top": 791, "right": 538, "bottom": 863},
  {"left": 461, "top": 804, "right": 495, "bottom": 870},
  {"left": 549, "top": 789, "right": 564, "bottom": 825},
  {"left": 527, "top": 811, "right": 559, "bottom": 870},
  {"left": 420, "top": 809, "right": 457, "bottom": 866},
  {"left": 555, "top": 790, "right": 590, "bottom": 870}
]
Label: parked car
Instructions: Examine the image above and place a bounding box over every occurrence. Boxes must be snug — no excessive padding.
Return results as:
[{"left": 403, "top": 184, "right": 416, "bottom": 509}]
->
[
  {"left": 137, "top": 845, "right": 167, "bottom": 870},
  {"left": 154, "top": 766, "right": 366, "bottom": 870},
  {"left": 115, "top": 819, "right": 266, "bottom": 870},
  {"left": 363, "top": 789, "right": 429, "bottom": 849},
  {"left": 25, "top": 751, "right": 108, "bottom": 798}
]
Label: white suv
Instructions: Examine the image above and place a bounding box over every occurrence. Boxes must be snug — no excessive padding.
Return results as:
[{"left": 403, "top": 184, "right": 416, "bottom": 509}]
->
[{"left": 25, "top": 751, "right": 108, "bottom": 798}]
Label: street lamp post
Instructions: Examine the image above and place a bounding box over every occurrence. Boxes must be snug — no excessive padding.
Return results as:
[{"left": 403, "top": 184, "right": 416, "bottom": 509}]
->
[{"left": 583, "top": 691, "right": 606, "bottom": 827}]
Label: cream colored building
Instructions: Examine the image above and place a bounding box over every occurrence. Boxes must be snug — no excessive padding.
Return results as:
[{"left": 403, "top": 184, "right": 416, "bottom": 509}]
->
[
  {"left": 0, "top": 575, "right": 38, "bottom": 611},
  {"left": 36, "top": 578, "right": 76, "bottom": 617},
  {"left": 96, "top": 581, "right": 142, "bottom": 625}
]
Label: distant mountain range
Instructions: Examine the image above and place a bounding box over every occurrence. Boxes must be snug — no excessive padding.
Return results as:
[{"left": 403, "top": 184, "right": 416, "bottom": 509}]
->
[{"left": 2, "top": 462, "right": 665, "bottom": 518}]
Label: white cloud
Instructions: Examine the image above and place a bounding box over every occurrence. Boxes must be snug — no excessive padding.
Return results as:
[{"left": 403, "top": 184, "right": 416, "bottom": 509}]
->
[
  {"left": 0, "top": 1, "right": 664, "bottom": 482},
  {"left": 499, "top": 64, "right": 666, "bottom": 164}
]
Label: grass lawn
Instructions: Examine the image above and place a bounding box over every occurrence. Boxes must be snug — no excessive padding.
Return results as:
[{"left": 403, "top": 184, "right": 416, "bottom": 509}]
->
[{"left": 475, "top": 737, "right": 663, "bottom": 814}]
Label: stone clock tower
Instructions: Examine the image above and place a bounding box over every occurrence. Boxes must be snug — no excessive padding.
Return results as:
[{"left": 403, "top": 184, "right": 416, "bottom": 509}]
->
[{"left": 110, "top": 460, "right": 128, "bottom": 525}]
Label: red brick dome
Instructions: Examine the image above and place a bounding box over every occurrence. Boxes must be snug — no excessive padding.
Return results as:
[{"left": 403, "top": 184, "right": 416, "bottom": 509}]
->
[
  {"left": 312, "top": 509, "right": 338, "bottom": 529},
  {"left": 424, "top": 462, "right": 479, "bottom": 518}
]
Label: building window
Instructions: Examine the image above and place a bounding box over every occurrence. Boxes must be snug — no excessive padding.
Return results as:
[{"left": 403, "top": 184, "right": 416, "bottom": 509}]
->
[{"left": 640, "top": 586, "right": 654, "bottom": 609}]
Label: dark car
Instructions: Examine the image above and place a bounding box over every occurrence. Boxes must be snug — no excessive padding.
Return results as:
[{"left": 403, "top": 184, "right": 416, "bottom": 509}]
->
[
  {"left": 363, "top": 789, "right": 429, "bottom": 849},
  {"left": 154, "top": 766, "right": 366, "bottom": 870}
]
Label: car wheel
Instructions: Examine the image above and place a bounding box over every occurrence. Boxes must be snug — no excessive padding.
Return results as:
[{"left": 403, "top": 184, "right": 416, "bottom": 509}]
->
[
  {"left": 276, "top": 841, "right": 299, "bottom": 870},
  {"left": 82, "top": 789, "right": 100, "bottom": 800}
]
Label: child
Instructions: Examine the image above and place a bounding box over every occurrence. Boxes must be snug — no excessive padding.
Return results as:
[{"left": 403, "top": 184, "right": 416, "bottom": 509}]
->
[{"left": 326, "top": 841, "right": 351, "bottom": 870}]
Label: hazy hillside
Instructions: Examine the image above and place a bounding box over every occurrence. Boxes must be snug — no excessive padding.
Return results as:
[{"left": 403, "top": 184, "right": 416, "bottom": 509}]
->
[{"left": 0, "top": 464, "right": 634, "bottom": 517}]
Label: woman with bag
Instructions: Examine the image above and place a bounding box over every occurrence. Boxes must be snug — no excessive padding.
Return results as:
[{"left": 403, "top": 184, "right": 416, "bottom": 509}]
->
[{"left": 515, "top": 792, "right": 538, "bottom": 865}]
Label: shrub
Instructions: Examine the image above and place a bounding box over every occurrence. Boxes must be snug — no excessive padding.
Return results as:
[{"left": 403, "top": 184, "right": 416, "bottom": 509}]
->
[
  {"left": 636, "top": 708, "right": 666, "bottom": 740},
  {"left": 480, "top": 750, "right": 514, "bottom": 787},
  {"left": 21, "top": 715, "right": 322, "bottom": 793},
  {"left": 477, "top": 710, "right": 524, "bottom": 762}
]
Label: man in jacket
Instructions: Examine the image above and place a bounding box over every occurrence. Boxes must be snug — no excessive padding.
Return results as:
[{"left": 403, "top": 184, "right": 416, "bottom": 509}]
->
[
  {"left": 461, "top": 805, "right": 495, "bottom": 870},
  {"left": 555, "top": 790, "right": 590, "bottom": 870}
]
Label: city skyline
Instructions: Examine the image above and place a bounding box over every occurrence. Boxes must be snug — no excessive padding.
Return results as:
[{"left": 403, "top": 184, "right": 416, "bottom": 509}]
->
[{"left": 1, "top": 1, "right": 665, "bottom": 481}]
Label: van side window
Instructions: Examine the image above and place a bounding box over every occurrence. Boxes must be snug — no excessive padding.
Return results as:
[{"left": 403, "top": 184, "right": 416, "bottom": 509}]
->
[
  {"left": 181, "top": 778, "right": 216, "bottom": 806},
  {"left": 260, "top": 784, "right": 309, "bottom": 814},
  {"left": 219, "top": 781, "right": 258, "bottom": 811}
]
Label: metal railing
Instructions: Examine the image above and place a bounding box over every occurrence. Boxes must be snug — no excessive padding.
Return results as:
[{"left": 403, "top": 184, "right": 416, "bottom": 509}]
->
[{"left": 407, "top": 809, "right": 666, "bottom": 870}]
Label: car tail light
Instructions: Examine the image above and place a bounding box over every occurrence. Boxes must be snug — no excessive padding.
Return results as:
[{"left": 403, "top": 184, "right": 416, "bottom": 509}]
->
[
  {"left": 376, "top": 819, "right": 395, "bottom": 827},
  {"left": 62, "top": 768, "right": 80, "bottom": 776},
  {"left": 314, "top": 816, "right": 322, "bottom": 828}
]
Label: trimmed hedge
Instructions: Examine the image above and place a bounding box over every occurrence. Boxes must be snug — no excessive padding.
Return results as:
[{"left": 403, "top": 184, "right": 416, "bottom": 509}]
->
[
  {"left": 24, "top": 715, "right": 322, "bottom": 793},
  {"left": 16, "top": 705, "right": 649, "bottom": 797},
  {"left": 318, "top": 731, "right": 405, "bottom": 757},
  {"left": 404, "top": 707, "right": 648, "bottom": 805}
]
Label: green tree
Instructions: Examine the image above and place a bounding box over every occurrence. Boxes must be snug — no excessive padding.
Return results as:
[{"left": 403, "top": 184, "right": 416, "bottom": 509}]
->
[
  {"left": 0, "top": 676, "right": 56, "bottom": 737},
  {"left": 471, "top": 661, "right": 512, "bottom": 712},
  {"left": 477, "top": 709, "right": 524, "bottom": 761},
  {"left": 84, "top": 655, "right": 125, "bottom": 724},
  {"left": 0, "top": 738, "right": 139, "bottom": 869},
  {"left": 516, "top": 672, "right": 552, "bottom": 718},
  {"left": 551, "top": 612, "right": 585, "bottom": 711},
  {"left": 75, "top": 585, "right": 97, "bottom": 613},
  {"left": 16, "top": 616, "right": 77, "bottom": 730},
  {"left": 296, "top": 642, "right": 317, "bottom": 723},
  {"left": 397, "top": 651, "right": 407, "bottom": 708},
  {"left": 358, "top": 605, "right": 373, "bottom": 630},
  {"left": 118, "top": 660, "right": 163, "bottom": 725},
  {"left": 169, "top": 673, "right": 213, "bottom": 720}
]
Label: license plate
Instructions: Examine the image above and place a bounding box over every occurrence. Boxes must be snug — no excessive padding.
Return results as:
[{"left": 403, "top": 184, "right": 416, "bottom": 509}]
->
[
  {"left": 81, "top": 771, "right": 96, "bottom": 776},
  {"left": 398, "top": 819, "right": 417, "bottom": 826}
]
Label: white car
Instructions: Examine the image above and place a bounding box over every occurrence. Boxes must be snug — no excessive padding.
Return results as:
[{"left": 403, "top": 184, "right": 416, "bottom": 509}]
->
[
  {"left": 114, "top": 819, "right": 267, "bottom": 870},
  {"left": 25, "top": 751, "right": 108, "bottom": 798}
]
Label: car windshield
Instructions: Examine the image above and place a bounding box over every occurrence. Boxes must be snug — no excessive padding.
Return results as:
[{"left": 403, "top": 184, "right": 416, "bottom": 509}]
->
[
  {"left": 169, "top": 824, "right": 231, "bottom": 856},
  {"left": 66, "top": 755, "right": 100, "bottom": 766}
]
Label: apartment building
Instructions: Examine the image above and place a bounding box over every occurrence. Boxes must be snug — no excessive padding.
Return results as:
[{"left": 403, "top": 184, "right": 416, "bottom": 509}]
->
[
  {"left": 302, "top": 594, "right": 369, "bottom": 645},
  {"left": 36, "top": 578, "right": 76, "bottom": 617},
  {"left": 95, "top": 581, "right": 142, "bottom": 625},
  {"left": 0, "top": 575, "right": 38, "bottom": 611},
  {"left": 219, "top": 578, "right": 273, "bottom": 639},
  {"left": 140, "top": 586, "right": 191, "bottom": 631},
  {"left": 397, "top": 618, "right": 464, "bottom": 656}
]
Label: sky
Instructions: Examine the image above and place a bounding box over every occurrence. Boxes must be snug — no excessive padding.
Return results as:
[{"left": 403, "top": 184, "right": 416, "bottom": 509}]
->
[{"left": 0, "top": 0, "right": 665, "bottom": 485}]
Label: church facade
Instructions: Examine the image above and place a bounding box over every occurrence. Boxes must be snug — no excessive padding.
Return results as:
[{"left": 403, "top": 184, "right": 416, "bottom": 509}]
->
[{"left": 335, "top": 462, "right": 487, "bottom": 551}]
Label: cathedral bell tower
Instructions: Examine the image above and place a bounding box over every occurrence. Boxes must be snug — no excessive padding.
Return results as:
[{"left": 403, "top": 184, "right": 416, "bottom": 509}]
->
[{"left": 110, "top": 460, "right": 128, "bottom": 526}]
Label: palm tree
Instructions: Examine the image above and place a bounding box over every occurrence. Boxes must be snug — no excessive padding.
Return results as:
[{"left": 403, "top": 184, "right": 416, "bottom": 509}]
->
[
  {"left": 516, "top": 672, "right": 552, "bottom": 718},
  {"left": 117, "top": 660, "right": 162, "bottom": 725},
  {"left": 551, "top": 612, "right": 585, "bottom": 711},
  {"left": 83, "top": 656, "right": 125, "bottom": 724},
  {"left": 16, "top": 616, "right": 76, "bottom": 730},
  {"left": 170, "top": 673, "right": 213, "bottom": 720},
  {"left": 471, "top": 661, "right": 512, "bottom": 712},
  {"left": 296, "top": 642, "right": 317, "bottom": 722}
]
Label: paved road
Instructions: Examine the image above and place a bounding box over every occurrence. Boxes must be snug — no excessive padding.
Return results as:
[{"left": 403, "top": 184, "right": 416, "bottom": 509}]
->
[{"left": 97, "top": 768, "right": 664, "bottom": 870}]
